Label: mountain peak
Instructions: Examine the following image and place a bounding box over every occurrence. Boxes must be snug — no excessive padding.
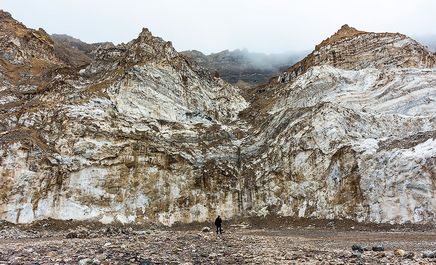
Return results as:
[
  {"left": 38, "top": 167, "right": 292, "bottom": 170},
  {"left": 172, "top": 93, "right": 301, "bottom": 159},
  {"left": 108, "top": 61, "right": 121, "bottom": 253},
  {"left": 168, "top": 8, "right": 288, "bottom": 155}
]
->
[
  {"left": 338, "top": 24, "right": 359, "bottom": 33},
  {"left": 0, "top": 9, "right": 62, "bottom": 68},
  {"left": 275, "top": 26, "right": 435, "bottom": 84},
  {"left": 0, "top": 9, "right": 12, "bottom": 20},
  {"left": 316, "top": 24, "right": 366, "bottom": 50},
  {"left": 138, "top": 27, "right": 153, "bottom": 38},
  {"left": 133, "top": 27, "right": 173, "bottom": 49},
  {"left": 120, "top": 27, "right": 179, "bottom": 65}
]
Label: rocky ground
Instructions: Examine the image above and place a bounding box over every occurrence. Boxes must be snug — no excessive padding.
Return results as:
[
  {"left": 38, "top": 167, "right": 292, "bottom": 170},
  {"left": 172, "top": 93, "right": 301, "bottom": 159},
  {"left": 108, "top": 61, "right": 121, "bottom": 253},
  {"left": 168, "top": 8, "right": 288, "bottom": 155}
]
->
[{"left": 0, "top": 219, "right": 435, "bottom": 264}]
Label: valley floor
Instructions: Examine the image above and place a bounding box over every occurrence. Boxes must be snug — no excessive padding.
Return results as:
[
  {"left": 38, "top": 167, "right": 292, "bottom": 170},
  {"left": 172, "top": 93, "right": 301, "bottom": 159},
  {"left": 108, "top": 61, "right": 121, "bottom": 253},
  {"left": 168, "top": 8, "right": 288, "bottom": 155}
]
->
[{"left": 0, "top": 220, "right": 435, "bottom": 264}]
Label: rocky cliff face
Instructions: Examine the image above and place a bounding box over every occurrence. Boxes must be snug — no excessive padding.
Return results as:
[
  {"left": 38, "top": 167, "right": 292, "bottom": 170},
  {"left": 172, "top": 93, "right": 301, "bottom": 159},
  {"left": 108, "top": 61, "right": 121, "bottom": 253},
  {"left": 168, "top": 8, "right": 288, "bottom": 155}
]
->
[
  {"left": 240, "top": 25, "right": 436, "bottom": 224},
  {"left": 0, "top": 10, "right": 247, "bottom": 225},
  {"left": 0, "top": 12, "right": 435, "bottom": 226}
]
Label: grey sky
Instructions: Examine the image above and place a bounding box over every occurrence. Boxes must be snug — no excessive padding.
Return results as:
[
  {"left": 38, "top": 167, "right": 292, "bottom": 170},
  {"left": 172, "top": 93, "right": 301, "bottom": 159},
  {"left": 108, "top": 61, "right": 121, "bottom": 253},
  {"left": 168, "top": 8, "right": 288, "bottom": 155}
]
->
[{"left": 2, "top": 0, "right": 436, "bottom": 54}]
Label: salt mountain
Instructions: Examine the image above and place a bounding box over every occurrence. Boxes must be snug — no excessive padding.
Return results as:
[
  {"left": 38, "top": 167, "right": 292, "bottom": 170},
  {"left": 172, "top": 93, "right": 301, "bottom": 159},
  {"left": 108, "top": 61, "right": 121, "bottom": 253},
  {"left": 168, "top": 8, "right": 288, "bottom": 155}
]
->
[{"left": 0, "top": 11, "right": 435, "bottom": 225}]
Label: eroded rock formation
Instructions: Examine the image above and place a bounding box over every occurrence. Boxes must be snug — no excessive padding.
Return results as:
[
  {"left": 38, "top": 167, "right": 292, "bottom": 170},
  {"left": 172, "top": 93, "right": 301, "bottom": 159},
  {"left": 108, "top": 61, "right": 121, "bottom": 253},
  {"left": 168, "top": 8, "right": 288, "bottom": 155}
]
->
[{"left": 0, "top": 12, "right": 435, "bottom": 225}]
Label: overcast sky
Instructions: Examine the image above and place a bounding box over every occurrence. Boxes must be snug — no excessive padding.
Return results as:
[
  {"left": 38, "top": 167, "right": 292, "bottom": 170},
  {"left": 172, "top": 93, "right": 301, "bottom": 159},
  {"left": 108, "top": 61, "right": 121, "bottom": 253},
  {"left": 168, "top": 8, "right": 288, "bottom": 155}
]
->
[{"left": 2, "top": 0, "right": 436, "bottom": 54}]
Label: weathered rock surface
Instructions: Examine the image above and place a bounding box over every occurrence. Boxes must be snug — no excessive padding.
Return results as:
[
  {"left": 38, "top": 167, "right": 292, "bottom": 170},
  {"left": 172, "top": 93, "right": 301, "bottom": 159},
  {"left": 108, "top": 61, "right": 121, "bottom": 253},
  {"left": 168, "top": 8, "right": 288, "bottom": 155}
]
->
[
  {"left": 0, "top": 10, "right": 247, "bottom": 225},
  {"left": 275, "top": 24, "right": 435, "bottom": 84},
  {"left": 0, "top": 11, "right": 435, "bottom": 226},
  {"left": 239, "top": 25, "right": 436, "bottom": 225}
]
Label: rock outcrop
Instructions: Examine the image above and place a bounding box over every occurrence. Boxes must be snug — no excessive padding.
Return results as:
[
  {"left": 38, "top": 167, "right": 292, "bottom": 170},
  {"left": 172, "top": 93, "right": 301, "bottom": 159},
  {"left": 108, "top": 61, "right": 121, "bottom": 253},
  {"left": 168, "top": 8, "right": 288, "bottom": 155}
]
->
[
  {"left": 0, "top": 12, "right": 435, "bottom": 226},
  {"left": 276, "top": 25, "right": 435, "bottom": 84},
  {"left": 241, "top": 25, "right": 436, "bottom": 224},
  {"left": 0, "top": 11, "right": 248, "bottom": 225}
]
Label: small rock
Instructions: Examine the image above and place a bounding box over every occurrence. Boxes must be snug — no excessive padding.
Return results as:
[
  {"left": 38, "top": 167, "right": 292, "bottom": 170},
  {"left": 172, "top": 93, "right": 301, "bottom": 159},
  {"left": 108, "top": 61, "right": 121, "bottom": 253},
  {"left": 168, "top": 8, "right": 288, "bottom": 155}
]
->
[
  {"left": 24, "top": 248, "right": 34, "bottom": 253},
  {"left": 404, "top": 252, "right": 416, "bottom": 259},
  {"left": 351, "top": 251, "right": 362, "bottom": 258},
  {"left": 394, "top": 249, "right": 406, "bottom": 257},
  {"left": 230, "top": 222, "right": 251, "bottom": 229},
  {"left": 372, "top": 244, "right": 384, "bottom": 252},
  {"left": 104, "top": 242, "right": 111, "bottom": 247},
  {"left": 201, "top": 227, "right": 210, "bottom": 233},
  {"left": 139, "top": 258, "right": 151, "bottom": 265},
  {"left": 352, "top": 244, "right": 364, "bottom": 253},
  {"left": 79, "top": 258, "right": 92, "bottom": 265},
  {"left": 422, "top": 251, "right": 436, "bottom": 258},
  {"left": 66, "top": 232, "right": 78, "bottom": 239}
]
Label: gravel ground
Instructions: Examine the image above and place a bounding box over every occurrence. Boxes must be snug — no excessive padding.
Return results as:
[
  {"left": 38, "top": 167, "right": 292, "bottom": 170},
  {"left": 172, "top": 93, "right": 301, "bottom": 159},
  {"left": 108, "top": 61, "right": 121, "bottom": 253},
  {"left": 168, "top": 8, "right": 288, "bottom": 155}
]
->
[{"left": 0, "top": 220, "right": 435, "bottom": 264}]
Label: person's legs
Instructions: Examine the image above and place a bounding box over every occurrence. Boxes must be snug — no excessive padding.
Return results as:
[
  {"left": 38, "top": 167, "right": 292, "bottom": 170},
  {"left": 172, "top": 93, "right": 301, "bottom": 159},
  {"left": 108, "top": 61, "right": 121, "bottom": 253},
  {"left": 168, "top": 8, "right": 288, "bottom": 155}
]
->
[
  {"left": 216, "top": 226, "right": 219, "bottom": 234},
  {"left": 219, "top": 225, "right": 222, "bottom": 234}
]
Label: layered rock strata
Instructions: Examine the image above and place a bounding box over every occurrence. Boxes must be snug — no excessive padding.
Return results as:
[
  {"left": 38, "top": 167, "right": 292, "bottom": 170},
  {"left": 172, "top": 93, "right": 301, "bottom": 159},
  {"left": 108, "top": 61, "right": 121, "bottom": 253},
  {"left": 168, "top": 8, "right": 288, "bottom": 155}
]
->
[{"left": 0, "top": 12, "right": 435, "bottom": 225}]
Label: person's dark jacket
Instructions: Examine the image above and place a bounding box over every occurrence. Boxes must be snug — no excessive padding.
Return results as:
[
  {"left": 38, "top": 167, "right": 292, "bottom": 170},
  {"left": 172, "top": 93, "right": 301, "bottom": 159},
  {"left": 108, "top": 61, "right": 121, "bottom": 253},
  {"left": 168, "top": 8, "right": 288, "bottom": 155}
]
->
[{"left": 215, "top": 216, "right": 222, "bottom": 226}]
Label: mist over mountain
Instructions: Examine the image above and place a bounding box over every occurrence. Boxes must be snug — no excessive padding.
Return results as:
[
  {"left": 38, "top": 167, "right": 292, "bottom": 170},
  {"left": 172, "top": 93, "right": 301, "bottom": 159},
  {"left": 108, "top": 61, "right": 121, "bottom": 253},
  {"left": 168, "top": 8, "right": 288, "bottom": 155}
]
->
[
  {"left": 182, "top": 49, "right": 307, "bottom": 87},
  {"left": 50, "top": 33, "right": 306, "bottom": 87},
  {"left": 415, "top": 34, "right": 436, "bottom": 52}
]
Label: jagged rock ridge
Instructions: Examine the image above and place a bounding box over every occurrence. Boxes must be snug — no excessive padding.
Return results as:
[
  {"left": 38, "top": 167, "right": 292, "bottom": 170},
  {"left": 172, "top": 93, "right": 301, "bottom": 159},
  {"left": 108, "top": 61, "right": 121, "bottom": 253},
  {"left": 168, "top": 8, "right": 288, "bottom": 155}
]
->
[
  {"left": 275, "top": 24, "right": 435, "bottom": 84},
  {"left": 51, "top": 34, "right": 114, "bottom": 67},
  {"left": 0, "top": 12, "right": 435, "bottom": 226}
]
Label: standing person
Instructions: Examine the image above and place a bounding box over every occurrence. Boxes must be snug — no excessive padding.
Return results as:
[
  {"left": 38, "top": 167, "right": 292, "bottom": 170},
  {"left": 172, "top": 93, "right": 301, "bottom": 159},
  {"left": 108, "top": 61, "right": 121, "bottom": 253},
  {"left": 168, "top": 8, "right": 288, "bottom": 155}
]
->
[{"left": 215, "top": 215, "right": 222, "bottom": 235}]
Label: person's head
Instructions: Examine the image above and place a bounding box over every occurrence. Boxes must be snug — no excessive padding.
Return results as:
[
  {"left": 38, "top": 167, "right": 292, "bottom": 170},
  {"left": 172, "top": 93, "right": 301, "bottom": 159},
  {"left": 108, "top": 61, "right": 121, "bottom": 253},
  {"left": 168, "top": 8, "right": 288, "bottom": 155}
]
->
[{"left": 218, "top": 215, "right": 220, "bottom": 218}]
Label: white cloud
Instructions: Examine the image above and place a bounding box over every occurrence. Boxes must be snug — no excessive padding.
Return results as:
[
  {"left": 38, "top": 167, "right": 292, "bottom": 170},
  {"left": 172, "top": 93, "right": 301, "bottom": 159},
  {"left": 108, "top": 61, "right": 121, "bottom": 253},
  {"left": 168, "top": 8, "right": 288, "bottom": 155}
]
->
[{"left": 2, "top": 0, "right": 436, "bottom": 54}]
